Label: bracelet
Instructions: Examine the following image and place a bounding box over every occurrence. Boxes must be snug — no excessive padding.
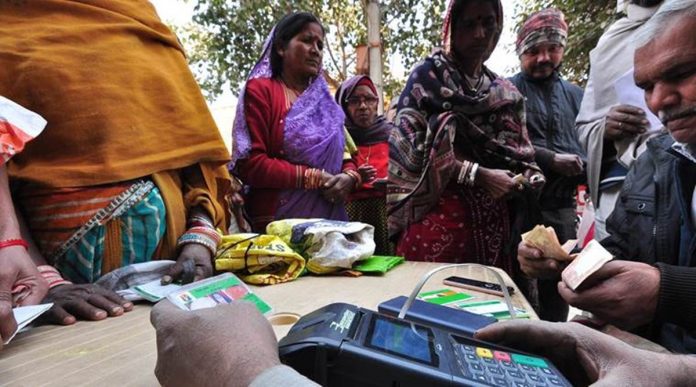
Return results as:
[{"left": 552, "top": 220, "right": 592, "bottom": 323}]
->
[
  {"left": 0, "top": 238, "right": 29, "bottom": 251},
  {"left": 303, "top": 168, "right": 324, "bottom": 190},
  {"left": 457, "top": 161, "right": 471, "bottom": 185},
  {"left": 343, "top": 169, "right": 363, "bottom": 189},
  {"left": 177, "top": 232, "right": 218, "bottom": 256},
  {"left": 37, "top": 265, "right": 72, "bottom": 289},
  {"left": 187, "top": 215, "right": 215, "bottom": 230},
  {"left": 188, "top": 226, "right": 222, "bottom": 245},
  {"left": 467, "top": 163, "right": 479, "bottom": 187}
]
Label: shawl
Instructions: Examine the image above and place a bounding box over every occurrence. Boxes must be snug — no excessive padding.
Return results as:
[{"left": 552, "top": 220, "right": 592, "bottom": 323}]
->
[
  {"left": 0, "top": 0, "right": 231, "bottom": 188},
  {"left": 231, "top": 22, "right": 347, "bottom": 221},
  {"left": 335, "top": 75, "right": 392, "bottom": 146},
  {"left": 575, "top": 4, "right": 660, "bottom": 206},
  {"left": 388, "top": 0, "right": 536, "bottom": 238}
]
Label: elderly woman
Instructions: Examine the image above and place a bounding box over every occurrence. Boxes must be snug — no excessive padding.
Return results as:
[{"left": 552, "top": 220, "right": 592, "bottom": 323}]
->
[
  {"left": 336, "top": 75, "right": 394, "bottom": 255},
  {"left": 388, "top": 0, "right": 544, "bottom": 275},
  {"left": 232, "top": 12, "right": 361, "bottom": 233}
]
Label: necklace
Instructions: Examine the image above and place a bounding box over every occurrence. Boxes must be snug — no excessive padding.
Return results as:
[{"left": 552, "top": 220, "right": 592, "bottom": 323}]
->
[{"left": 463, "top": 72, "right": 484, "bottom": 94}]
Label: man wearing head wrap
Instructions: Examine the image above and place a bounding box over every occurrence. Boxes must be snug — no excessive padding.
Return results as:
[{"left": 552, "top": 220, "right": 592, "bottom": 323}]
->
[
  {"left": 509, "top": 8, "right": 586, "bottom": 322},
  {"left": 576, "top": 0, "right": 663, "bottom": 241}
]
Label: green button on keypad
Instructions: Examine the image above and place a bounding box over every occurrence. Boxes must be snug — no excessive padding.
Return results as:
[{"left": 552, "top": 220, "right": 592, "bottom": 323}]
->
[{"left": 511, "top": 353, "right": 548, "bottom": 368}]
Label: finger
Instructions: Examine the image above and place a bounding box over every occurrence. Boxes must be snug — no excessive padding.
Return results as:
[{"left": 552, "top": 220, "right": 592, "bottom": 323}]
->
[
  {"left": 20, "top": 280, "right": 50, "bottom": 306},
  {"left": 323, "top": 175, "right": 341, "bottom": 189},
  {"left": 63, "top": 299, "right": 109, "bottom": 321},
  {"left": 161, "top": 260, "right": 184, "bottom": 285},
  {"left": 100, "top": 289, "right": 134, "bottom": 311},
  {"left": 613, "top": 105, "right": 646, "bottom": 116},
  {"left": 518, "top": 243, "right": 543, "bottom": 259},
  {"left": 475, "top": 320, "right": 566, "bottom": 353},
  {"left": 87, "top": 294, "right": 124, "bottom": 316},
  {"left": 150, "top": 299, "right": 185, "bottom": 329},
  {"left": 0, "top": 295, "right": 17, "bottom": 342},
  {"left": 39, "top": 304, "right": 77, "bottom": 325},
  {"left": 193, "top": 263, "right": 211, "bottom": 283}
]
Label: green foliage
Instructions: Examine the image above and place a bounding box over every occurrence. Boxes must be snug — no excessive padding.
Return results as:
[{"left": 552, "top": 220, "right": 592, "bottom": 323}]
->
[
  {"left": 180, "top": 0, "right": 446, "bottom": 100},
  {"left": 514, "top": 0, "right": 615, "bottom": 86}
]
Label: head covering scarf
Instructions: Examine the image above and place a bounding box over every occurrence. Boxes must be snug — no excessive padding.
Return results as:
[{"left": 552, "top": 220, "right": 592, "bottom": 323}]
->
[
  {"left": 231, "top": 18, "right": 348, "bottom": 221},
  {"left": 516, "top": 8, "right": 568, "bottom": 56},
  {"left": 335, "top": 75, "right": 392, "bottom": 146},
  {"left": 388, "top": 0, "right": 537, "bottom": 242}
]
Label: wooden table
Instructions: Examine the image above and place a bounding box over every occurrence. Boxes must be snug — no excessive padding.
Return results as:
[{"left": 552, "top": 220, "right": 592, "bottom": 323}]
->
[{"left": 0, "top": 262, "right": 535, "bottom": 386}]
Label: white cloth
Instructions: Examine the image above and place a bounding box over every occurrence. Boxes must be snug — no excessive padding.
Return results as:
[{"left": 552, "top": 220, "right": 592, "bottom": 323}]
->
[
  {"left": 250, "top": 365, "right": 318, "bottom": 387},
  {"left": 576, "top": 4, "right": 661, "bottom": 210}
]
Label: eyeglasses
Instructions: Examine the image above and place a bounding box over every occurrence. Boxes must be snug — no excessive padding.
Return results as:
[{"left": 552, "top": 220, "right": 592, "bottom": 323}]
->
[{"left": 346, "top": 96, "right": 379, "bottom": 107}]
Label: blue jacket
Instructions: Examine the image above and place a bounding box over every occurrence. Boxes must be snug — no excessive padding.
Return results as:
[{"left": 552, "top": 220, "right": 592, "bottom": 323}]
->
[
  {"left": 603, "top": 132, "right": 696, "bottom": 353},
  {"left": 509, "top": 71, "right": 586, "bottom": 209}
]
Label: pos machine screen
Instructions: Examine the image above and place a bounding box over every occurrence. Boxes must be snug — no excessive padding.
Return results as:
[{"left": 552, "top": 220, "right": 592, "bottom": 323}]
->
[{"left": 365, "top": 315, "right": 437, "bottom": 365}]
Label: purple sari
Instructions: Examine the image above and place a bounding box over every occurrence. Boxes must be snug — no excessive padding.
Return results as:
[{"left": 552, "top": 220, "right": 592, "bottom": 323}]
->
[{"left": 231, "top": 27, "right": 348, "bottom": 221}]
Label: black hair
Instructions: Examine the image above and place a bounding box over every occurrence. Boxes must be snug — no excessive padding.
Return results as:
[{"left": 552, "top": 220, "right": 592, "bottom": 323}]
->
[
  {"left": 630, "top": 0, "right": 663, "bottom": 6},
  {"left": 450, "top": 0, "right": 498, "bottom": 33},
  {"left": 270, "top": 12, "right": 325, "bottom": 78}
]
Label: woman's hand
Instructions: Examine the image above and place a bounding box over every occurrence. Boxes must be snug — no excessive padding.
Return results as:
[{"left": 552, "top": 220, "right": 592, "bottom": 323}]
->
[
  {"left": 322, "top": 173, "right": 355, "bottom": 203},
  {"left": 357, "top": 164, "right": 377, "bottom": 183},
  {"left": 476, "top": 167, "right": 518, "bottom": 199},
  {"left": 40, "top": 283, "right": 133, "bottom": 325},
  {"left": 162, "top": 244, "right": 213, "bottom": 285}
]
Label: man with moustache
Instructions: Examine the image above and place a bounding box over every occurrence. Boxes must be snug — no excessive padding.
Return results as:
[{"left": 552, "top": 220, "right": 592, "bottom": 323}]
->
[
  {"left": 509, "top": 8, "right": 585, "bottom": 322},
  {"left": 517, "top": 0, "right": 696, "bottom": 353}
]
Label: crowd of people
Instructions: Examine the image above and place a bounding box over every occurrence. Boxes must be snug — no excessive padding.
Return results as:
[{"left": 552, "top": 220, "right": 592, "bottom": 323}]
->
[{"left": 1, "top": 0, "right": 695, "bottom": 385}]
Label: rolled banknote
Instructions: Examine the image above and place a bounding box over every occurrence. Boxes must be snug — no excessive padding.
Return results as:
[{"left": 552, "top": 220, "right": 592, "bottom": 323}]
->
[
  {"left": 521, "top": 225, "right": 574, "bottom": 261},
  {"left": 561, "top": 240, "right": 613, "bottom": 291}
]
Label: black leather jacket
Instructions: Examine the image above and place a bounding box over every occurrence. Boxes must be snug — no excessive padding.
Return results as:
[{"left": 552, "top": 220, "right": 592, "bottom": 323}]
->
[{"left": 603, "top": 132, "right": 696, "bottom": 353}]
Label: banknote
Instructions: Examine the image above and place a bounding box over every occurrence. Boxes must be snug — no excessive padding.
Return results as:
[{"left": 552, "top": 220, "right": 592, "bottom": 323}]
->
[
  {"left": 561, "top": 240, "right": 613, "bottom": 291},
  {"left": 521, "top": 225, "right": 574, "bottom": 261}
]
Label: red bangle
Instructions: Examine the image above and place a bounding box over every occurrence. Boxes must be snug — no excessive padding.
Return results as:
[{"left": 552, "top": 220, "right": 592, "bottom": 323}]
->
[{"left": 0, "top": 238, "right": 29, "bottom": 250}]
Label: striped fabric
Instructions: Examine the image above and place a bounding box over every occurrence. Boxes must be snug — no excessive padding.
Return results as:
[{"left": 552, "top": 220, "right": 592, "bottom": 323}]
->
[
  {"left": 57, "top": 187, "right": 166, "bottom": 284},
  {"left": 19, "top": 183, "right": 134, "bottom": 259}
]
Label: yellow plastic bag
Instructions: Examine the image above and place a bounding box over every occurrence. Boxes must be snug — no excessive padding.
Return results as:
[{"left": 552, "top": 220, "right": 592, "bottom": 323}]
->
[{"left": 215, "top": 233, "right": 305, "bottom": 285}]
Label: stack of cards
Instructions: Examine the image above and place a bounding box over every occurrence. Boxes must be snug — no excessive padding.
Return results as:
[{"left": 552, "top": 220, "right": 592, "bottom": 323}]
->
[{"left": 167, "top": 273, "right": 272, "bottom": 315}]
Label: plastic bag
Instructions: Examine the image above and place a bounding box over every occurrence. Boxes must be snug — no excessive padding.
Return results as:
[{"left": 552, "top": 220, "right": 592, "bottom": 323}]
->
[
  {"left": 0, "top": 96, "right": 46, "bottom": 164},
  {"left": 215, "top": 233, "right": 305, "bottom": 285},
  {"left": 266, "top": 219, "right": 375, "bottom": 274}
]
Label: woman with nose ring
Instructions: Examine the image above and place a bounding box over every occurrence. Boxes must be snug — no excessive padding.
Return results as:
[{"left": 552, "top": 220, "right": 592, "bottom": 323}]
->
[
  {"left": 231, "top": 12, "right": 361, "bottom": 232},
  {"left": 388, "top": 0, "right": 544, "bottom": 280}
]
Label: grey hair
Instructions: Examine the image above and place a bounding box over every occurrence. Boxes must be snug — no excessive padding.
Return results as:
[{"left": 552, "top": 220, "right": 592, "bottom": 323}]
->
[{"left": 635, "top": 0, "right": 696, "bottom": 48}]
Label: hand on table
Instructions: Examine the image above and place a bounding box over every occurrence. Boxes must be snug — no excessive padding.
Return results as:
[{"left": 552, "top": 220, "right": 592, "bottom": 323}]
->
[
  {"left": 550, "top": 154, "right": 584, "bottom": 176},
  {"left": 0, "top": 246, "right": 49, "bottom": 348},
  {"left": 321, "top": 173, "right": 355, "bottom": 203},
  {"left": 517, "top": 241, "right": 565, "bottom": 280},
  {"left": 162, "top": 243, "right": 213, "bottom": 285},
  {"left": 558, "top": 260, "right": 660, "bottom": 330},
  {"left": 604, "top": 105, "right": 649, "bottom": 141},
  {"left": 150, "top": 300, "right": 280, "bottom": 387},
  {"left": 40, "top": 283, "right": 133, "bottom": 325},
  {"left": 475, "top": 319, "right": 690, "bottom": 387}
]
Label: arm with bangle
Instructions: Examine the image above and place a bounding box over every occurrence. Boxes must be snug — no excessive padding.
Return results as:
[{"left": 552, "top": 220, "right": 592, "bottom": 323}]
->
[
  {"left": 162, "top": 207, "right": 222, "bottom": 285},
  {"left": 0, "top": 165, "right": 49, "bottom": 347}
]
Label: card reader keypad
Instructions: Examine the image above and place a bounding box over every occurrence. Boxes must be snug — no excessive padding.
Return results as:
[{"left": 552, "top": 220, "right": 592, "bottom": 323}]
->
[{"left": 454, "top": 344, "right": 569, "bottom": 386}]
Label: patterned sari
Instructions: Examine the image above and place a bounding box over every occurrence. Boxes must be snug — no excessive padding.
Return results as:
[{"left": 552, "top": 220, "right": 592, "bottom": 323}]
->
[{"left": 388, "top": 0, "right": 539, "bottom": 273}]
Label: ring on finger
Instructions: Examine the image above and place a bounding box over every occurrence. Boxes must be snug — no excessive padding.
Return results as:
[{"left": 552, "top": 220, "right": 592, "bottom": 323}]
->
[{"left": 618, "top": 121, "right": 623, "bottom": 129}]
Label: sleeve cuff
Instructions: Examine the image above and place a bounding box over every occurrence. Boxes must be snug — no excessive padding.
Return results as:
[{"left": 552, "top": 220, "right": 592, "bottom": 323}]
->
[
  {"left": 655, "top": 263, "right": 696, "bottom": 328},
  {"left": 534, "top": 147, "right": 555, "bottom": 171},
  {"left": 249, "top": 365, "right": 318, "bottom": 387}
]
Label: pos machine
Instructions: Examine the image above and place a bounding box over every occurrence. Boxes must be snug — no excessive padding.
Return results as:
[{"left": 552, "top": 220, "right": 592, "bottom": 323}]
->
[{"left": 279, "top": 303, "right": 572, "bottom": 386}]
